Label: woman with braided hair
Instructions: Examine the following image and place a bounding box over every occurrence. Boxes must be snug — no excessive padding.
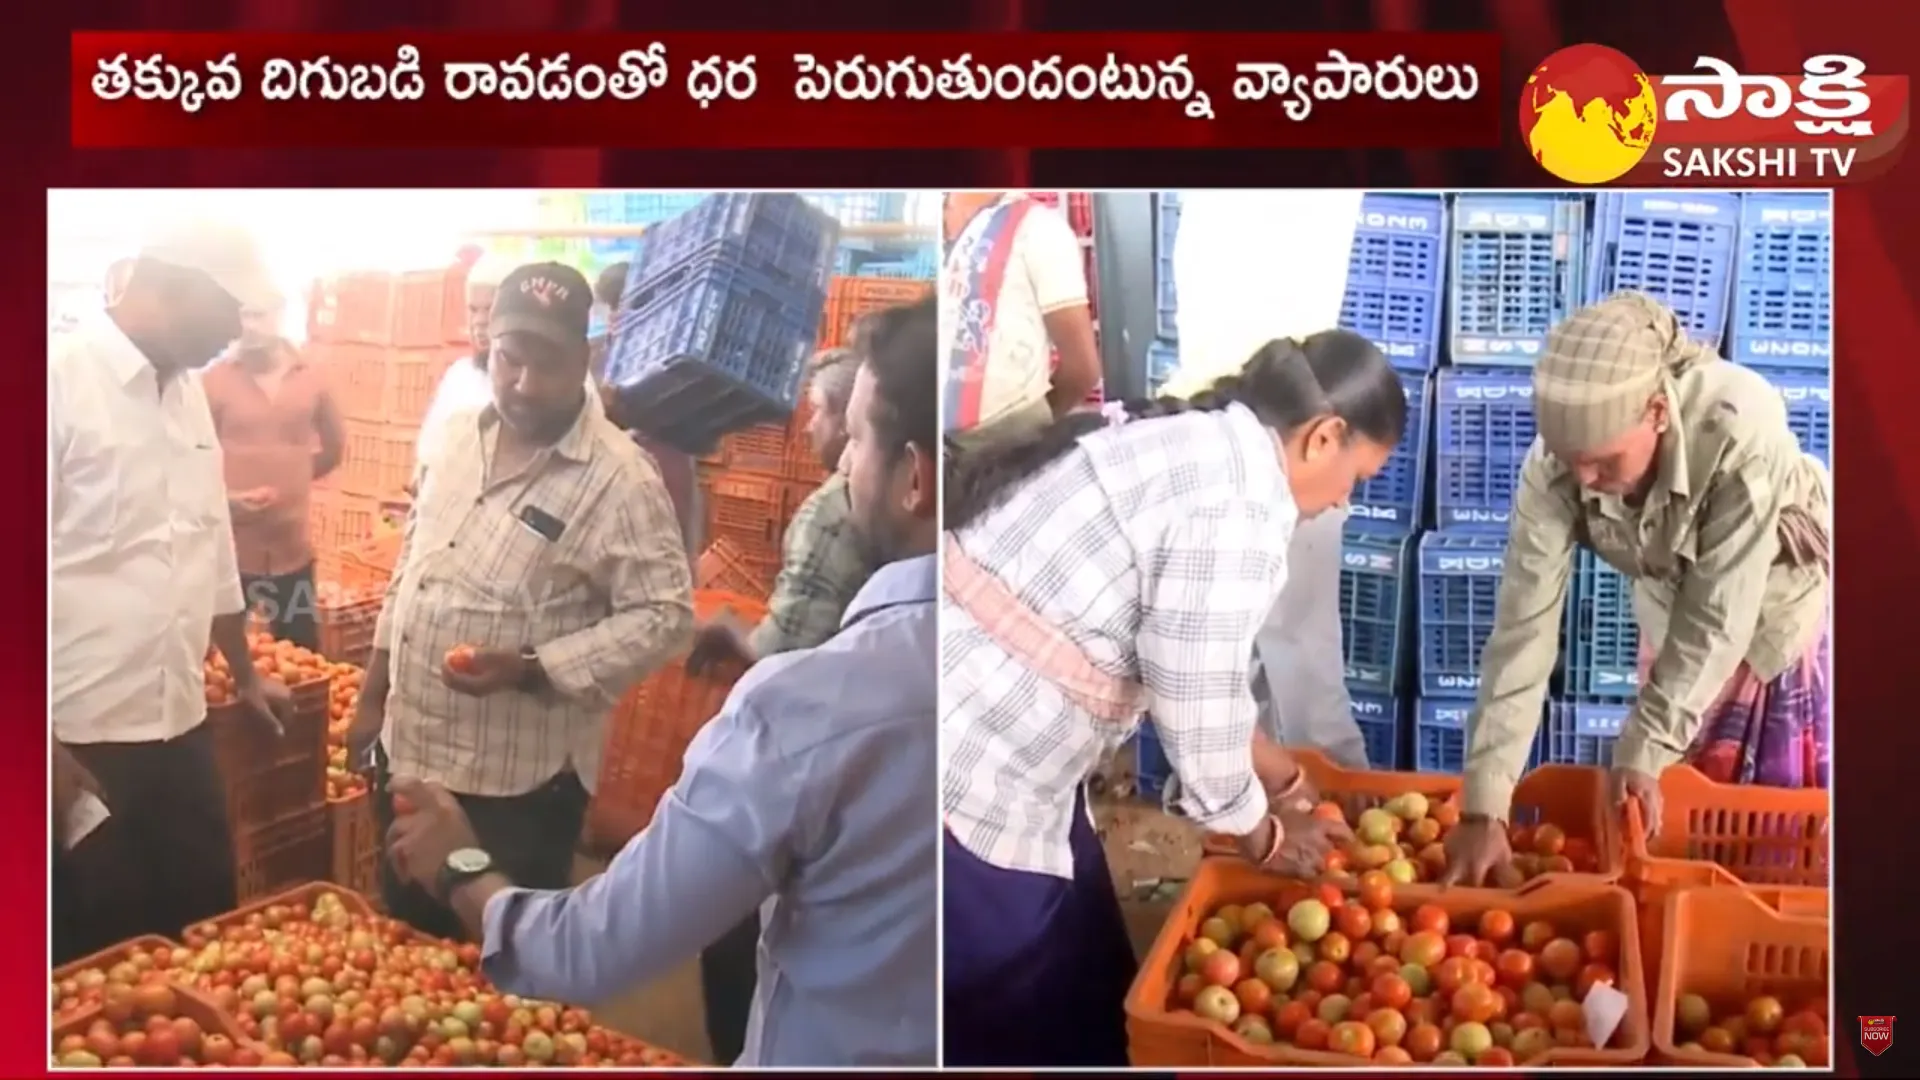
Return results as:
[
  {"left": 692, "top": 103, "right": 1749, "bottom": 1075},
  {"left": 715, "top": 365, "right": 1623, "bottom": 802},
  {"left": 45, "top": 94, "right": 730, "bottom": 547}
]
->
[
  {"left": 1442, "top": 291, "right": 1832, "bottom": 888},
  {"left": 940, "top": 330, "right": 1408, "bottom": 1066}
]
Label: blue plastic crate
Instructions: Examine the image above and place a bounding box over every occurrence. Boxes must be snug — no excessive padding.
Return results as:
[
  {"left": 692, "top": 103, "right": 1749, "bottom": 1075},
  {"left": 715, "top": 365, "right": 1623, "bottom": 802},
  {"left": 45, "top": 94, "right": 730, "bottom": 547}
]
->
[
  {"left": 1349, "top": 372, "right": 1431, "bottom": 534},
  {"left": 1730, "top": 193, "right": 1832, "bottom": 369},
  {"left": 582, "top": 192, "right": 711, "bottom": 259},
  {"left": 1154, "top": 192, "right": 1181, "bottom": 341},
  {"left": 1448, "top": 195, "right": 1587, "bottom": 365},
  {"left": 1417, "top": 532, "right": 1506, "bottom": 698},
  {"left": 1563, "top": 549, "right": 1641, "bottom": 700},
  {"left": 1542, "top": 699, "right": 1628, "bottom": 767},
  {"left": 1146, "top": 340, "right": 1180, "bottom": 394},
  {"left": 604, "top": 256, "right": 824, "bottom": 454},
  {"left": 1433, "top": 368, "right": 1537, "bottom": 531},
  {"left": 1135, "top": 721, "right": 1171, "bottom": 802},
  {"left": 1752, "top": 367, "right": 1832, "bottom": 467},
  {"left": 1340, "top": 532, "right": 1414, "bottom": 696},
  {"left": 1588, "top": 191, "right": 1741, "bottom": 349},
  {"left": 1349, "top": 691, "right": 1404, "bottom": 770},
  {"left": 1415, "top": 698, "right": 1545, "bottom": 774},
  {"left": 1341, "top": 193, "right": 1446, "bottom": 373},
  {"left": 625, "top": 193, "right": 841, "bottom": 301},
  {"left": 802, "top": 191, "right": 909, "bottom": 226}
]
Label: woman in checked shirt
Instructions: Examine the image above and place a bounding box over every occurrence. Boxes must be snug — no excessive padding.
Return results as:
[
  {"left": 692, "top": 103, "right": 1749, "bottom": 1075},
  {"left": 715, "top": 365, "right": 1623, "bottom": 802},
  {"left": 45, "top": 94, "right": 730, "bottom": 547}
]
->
[
  {"left": 940, "top": 331, "right": 1408, "bottom": 1067},
  {"left": 1443, "top": 292, "right": 1831, "bottom": 887}
]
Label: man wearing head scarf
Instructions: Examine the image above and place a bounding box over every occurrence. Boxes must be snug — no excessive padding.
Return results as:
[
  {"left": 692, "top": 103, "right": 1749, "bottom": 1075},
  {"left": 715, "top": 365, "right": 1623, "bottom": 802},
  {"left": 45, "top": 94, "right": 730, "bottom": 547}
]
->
[
  {"left": 51, "top": 219, "right": 294, "bottom": 960},
  {"left": 1441, "top": 291, "right": 1832, "bottom": 886}
]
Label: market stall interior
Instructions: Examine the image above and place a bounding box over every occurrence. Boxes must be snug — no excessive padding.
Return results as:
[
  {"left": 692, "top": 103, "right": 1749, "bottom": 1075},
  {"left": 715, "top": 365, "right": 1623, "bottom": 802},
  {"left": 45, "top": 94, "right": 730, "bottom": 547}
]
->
[
  {"left": 1057, "top": 190, "right": 1833, "bottom": 1068},
  {"left": 48, "top": 188, "right": 937, "bottom": 1066}
]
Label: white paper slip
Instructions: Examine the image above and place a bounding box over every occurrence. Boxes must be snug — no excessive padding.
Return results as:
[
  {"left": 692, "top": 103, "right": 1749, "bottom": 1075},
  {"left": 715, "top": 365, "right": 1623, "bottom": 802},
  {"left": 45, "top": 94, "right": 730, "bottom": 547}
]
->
[
  {"left": 64, "top": 791, "right": 109, "bottom": 851},
  {"left": 1583, "top": 981, "right": 1630, "bottom": 1050}
]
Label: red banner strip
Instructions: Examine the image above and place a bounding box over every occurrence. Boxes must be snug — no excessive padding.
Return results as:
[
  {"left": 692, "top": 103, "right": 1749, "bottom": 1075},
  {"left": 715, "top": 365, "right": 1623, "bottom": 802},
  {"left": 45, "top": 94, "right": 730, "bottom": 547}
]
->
[{"left": 71, "top": 32, "right": 1502, "bottom": 150}]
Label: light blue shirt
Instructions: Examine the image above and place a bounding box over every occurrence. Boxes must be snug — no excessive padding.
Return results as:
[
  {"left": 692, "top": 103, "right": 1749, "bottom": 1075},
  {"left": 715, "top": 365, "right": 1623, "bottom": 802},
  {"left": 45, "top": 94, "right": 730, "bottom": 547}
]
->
[{"left": 480, "top": 554, "right": 938, "bottom": 1067}]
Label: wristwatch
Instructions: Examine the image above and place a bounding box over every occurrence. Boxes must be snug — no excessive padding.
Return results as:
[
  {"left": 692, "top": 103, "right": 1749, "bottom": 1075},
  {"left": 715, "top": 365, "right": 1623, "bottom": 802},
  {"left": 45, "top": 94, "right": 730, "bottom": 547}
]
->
[
  {"left": 437, "top": 847, "right": 493, "bottom": 900},
  {"left": 517, "top": 647, "right": 548, "bottom": 693}
]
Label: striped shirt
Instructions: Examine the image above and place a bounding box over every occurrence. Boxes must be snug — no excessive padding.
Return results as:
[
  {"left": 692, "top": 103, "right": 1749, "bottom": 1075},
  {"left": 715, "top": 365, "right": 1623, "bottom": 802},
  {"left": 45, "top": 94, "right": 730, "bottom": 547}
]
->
[
  {"left": 748, "top": 473, "right": 872, "bottom": 657},
  {"left": 1464, "top": 360, "right": 1832, "bottom": 818},
  {"left": 942, "top": 403, "right": 1296, "bottom": 879},
  {"left": 374, "top": 398, "right": 695, "bottom": 797}
]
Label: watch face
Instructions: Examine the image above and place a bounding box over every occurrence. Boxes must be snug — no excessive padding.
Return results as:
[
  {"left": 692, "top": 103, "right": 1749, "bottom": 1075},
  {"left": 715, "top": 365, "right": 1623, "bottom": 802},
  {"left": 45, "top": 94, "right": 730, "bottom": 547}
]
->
[{"left": 447, "top": 847, "right": 491, "bottom": 874}]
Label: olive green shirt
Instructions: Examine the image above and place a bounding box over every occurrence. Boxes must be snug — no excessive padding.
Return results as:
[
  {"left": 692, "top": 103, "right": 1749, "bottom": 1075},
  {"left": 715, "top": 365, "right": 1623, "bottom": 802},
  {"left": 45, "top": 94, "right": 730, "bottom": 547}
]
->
[
  {"left": 1463, "top": 361, "right": 1831, "bottom": 819},
  {"left": 748, "top": 473, "right": 875, "bottom": 656}
]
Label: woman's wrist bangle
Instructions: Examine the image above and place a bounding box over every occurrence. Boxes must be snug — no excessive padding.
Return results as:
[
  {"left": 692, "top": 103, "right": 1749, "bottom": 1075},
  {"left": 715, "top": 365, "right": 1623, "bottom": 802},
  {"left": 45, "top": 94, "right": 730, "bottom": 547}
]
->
[{"left": 1260, "top": 814, "right": 1286, "bottom": 865}]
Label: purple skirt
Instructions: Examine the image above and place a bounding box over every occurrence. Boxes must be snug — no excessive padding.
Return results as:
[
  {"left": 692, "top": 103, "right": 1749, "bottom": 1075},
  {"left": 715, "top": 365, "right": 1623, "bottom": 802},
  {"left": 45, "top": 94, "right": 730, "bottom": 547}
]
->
[{"left": 942, "top": 790, "right": 1137, "bottom": 1067}]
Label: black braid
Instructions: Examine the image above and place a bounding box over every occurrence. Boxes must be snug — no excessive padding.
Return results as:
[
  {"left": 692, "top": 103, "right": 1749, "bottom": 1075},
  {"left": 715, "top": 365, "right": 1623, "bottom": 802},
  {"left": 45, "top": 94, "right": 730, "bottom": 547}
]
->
[{"left": 944, "top": 331, "right": 1404, "bottom": 532}]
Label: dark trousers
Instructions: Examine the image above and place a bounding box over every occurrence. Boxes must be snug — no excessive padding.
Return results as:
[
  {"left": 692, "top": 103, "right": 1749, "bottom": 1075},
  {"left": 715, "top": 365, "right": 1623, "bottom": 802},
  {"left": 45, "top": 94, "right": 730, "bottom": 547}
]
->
[
  {"left": 241, "top": 563, "right": 320, "bottom": 653},
  {"left": 700, "top": 910, "right": 761, "bottom": 1063},
  {"left": 373, "top": 748, "right": 589, "bottom": 941},
  {"left": 61, "top": 724, "right": 238, "bottom": 951}
]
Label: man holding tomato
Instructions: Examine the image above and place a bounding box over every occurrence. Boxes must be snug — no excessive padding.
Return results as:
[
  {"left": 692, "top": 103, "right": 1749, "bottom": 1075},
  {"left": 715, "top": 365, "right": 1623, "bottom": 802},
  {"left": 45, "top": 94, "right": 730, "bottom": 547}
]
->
[
  {"left": 383, "top": 294, "right": 939, "bottom": 1066},
  {"left": 348, "top": 262, "right": 694, "bottom": 943},
  {"left": 51, "top": 220, "right": 292, "bottom": 955}
]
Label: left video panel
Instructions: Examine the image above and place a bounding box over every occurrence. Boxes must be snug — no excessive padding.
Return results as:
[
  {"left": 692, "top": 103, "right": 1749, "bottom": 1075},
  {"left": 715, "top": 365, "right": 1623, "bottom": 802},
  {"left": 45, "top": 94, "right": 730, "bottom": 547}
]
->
[{"left": 48, "top": 189, "right": 941, "bottom": 1068}]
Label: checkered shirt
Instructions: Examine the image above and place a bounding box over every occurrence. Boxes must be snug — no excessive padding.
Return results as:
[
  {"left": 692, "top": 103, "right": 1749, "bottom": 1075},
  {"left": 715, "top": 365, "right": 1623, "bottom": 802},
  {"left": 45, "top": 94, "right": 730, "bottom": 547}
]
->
[
  {"left": 375, "top": 401, "right": 695, "bottom": 797},
  {"left": 748, "top": 472, "right": 873, "bottom": 656},
  {"left": 942, "top": 402, "right": 1297, "bottom": 879}
]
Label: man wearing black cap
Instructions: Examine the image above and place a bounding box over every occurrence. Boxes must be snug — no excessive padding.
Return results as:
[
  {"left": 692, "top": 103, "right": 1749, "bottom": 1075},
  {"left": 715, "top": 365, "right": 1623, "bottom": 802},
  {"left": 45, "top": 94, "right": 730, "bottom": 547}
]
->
[{"left": 349, "top": 262, "right": 695, "bottom": 940}]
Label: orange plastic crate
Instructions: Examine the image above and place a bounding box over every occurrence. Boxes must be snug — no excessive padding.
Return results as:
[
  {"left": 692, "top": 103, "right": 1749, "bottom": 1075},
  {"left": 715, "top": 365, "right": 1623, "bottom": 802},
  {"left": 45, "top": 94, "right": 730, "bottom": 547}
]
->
[
  {"left": 703, "top": 472, "right": 785, "bottom": 560},
  {"left": 784, "top": 396, "right": 831, "bottom": 484},
  {"left": 316, "top": 594, "right": 384, "bottom": 667},
  {"left": 585, "top": 590, "right": 766, "bottom": 852},
  {"left": 51, "top": 935, "right": 183, "bottom": 1020},
  {"left": 1198, "top": 749, "right": 1623, "bottom": 888},
  {"left": 819, "top": 276, "right": 931, "bottom": 348},
  {"left": 1623, "top": 768, "right": 1828, "bottom": 987},
  {"left": 184, "top": 882, "right": 379, "bottom": 945},
  {"left": 310, "top": 489, "right": 379, "bottom": 557},
  {"left": 53, "top": 984, "right": 254, "bottom": 1062},
  {"left": 338, "top": 420, "right": 418, "bottom": 499},
  {"left": 233, "top": 805, "right": 331, "bottom": 905},
  {"left": 718, "top": 423, "right": 790, "bottom": 478},
  {"left": 309, "top": 269, "right": 460, "bottom": 349},
  {"left": 695, "top": 536, "right": 778, "bottom": 597},
  {"left": 1650, "top": 885, "right": 1829, "bottom": 1067},
  {"left": 328, "top": 792, "right": 381, "bottom": 900},
  {"left": 311, "top": 341, "right": 391, "bottom": 423},
  {"left": 1124, "top": 862, "right": 1650, "bottom": 1067},
  {"left": 381, "top": 346, "right": 460, "bottom": 427},
  {"left": 209, "top": 674, "right": 329, "bottom": 845}
]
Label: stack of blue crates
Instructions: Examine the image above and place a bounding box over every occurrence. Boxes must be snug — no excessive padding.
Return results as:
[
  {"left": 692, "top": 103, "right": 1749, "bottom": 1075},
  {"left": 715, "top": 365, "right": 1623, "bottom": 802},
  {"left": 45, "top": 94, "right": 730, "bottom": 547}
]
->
[
  {"left": 604, "top": 193, "right": 841, "bottom": 454},
  {"left": 1448, "top": 195, "right": 1587, "bottom": 365},
  {"left": 582, "top": 192, "right": 711, "bottom": 260},
  {"left": 1731, "top": 192, "right": 1833, "bottom": 470},
  {"left": 1587, "top": 191, "right": 1742, "bottom": 349},
  {"left": 1145, "top": 193, "right": 1183, "bottom": 393}
]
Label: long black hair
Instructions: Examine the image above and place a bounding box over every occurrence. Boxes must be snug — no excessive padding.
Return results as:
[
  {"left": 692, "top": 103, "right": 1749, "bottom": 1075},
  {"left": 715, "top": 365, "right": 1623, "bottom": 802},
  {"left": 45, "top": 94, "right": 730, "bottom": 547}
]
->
[{"left": 944, "top": 330, "right": 1406, "bottom": 531}]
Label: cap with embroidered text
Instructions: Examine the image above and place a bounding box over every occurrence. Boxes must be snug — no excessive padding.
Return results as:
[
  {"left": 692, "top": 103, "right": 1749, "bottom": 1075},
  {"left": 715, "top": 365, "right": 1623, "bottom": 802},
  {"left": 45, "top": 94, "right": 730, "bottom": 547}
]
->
[
  {"left": 138, "top": 219, "right": 281, "bottom": 311},
  {"left": 490, "top": 262, "right": 593, "bottom": 348}
]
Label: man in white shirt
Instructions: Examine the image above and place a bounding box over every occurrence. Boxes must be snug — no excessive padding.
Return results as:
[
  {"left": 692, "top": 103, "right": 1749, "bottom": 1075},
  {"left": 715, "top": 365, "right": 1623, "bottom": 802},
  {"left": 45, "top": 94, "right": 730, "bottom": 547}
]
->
[
  {"left": 50, "top": 220, "right": 292, "bottom": 958},
  {"left": 940, "top": 192, "right": 1100, "bottom": 455},
  {"left": 415, "top": 255, "right": 516, "bottom": 481}
]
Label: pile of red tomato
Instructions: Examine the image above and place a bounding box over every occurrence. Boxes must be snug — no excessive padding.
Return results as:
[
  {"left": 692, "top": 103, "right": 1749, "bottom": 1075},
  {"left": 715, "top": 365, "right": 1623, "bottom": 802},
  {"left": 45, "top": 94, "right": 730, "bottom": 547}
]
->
[
  {"left": 1168, "top": 871, "right": 1626, "bottom": 1065},
  {"left": 54, "top": 891, "right": 687, "bottom": 1069},
  {"left": 1673, "top": 991, "right": 1827, "bottom": 1068},
  {"left": 1311, "top": 791, "right": 1601, "bottom": 886}
]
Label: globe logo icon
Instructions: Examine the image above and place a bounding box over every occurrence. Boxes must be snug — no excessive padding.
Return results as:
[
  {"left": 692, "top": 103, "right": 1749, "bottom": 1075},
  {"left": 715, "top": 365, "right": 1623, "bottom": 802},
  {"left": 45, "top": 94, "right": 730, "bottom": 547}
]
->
[{"left": 1520, "top": 45, "right": 1660, "bottom": 184}]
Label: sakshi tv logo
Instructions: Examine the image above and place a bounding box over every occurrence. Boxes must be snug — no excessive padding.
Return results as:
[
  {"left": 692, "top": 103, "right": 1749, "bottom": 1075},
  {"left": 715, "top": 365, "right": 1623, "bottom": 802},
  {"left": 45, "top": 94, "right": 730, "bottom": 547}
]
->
[{"left": 1518, "top": 45, "right": 1910, "bottom": 185}]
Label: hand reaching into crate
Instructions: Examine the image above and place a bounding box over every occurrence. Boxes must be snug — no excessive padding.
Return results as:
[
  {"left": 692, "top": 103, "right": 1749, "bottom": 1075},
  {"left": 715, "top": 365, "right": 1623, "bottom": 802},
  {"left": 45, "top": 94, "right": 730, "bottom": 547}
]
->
[
  {"left": 1437, "top": 817, "right": 1515, "bottom": 887},
  {"left": 1241, "top": 805, "right": 1353, "bottom": 879},
  {"left": 1609, "top": 767, "right": 1661, "bottom": 840}
]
